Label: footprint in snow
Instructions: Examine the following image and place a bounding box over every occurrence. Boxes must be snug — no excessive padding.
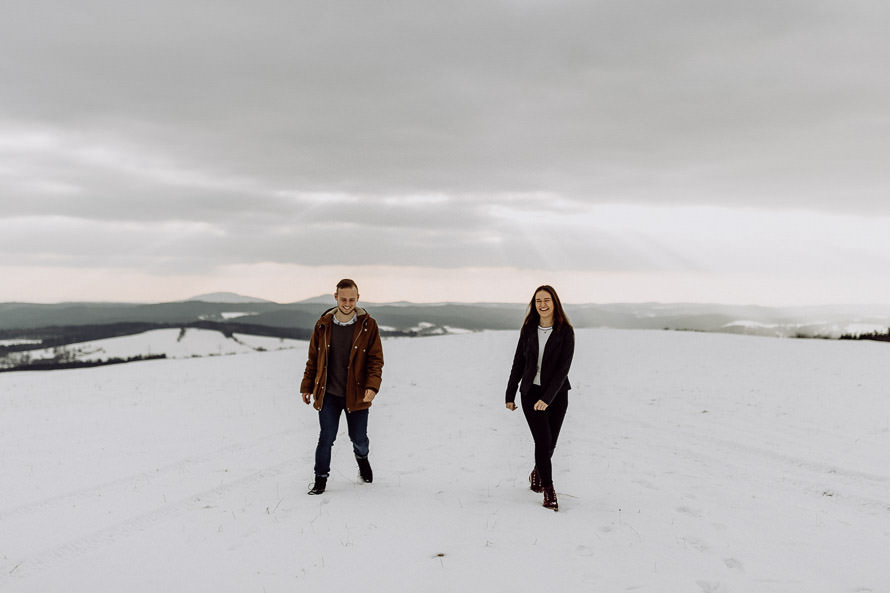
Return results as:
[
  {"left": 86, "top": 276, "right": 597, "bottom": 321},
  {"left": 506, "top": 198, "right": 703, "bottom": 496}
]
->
[{"left": 723, "top": 557, "right": 744, "bottom": 571}]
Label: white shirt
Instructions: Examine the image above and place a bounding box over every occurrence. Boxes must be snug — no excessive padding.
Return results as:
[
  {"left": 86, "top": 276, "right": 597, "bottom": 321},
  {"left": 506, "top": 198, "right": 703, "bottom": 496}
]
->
[
  {"left": 333, "top": 312, "right": 357, "bottom": 326},
  {"left": 534, "top": 325, "right": 553, "bottom": 386}
]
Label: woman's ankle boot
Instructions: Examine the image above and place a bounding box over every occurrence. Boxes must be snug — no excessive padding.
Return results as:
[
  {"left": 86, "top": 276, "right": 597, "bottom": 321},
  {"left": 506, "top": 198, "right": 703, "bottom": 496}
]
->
[
  {"left": 543, "top": 484, "right": 558, "bottom": 511},
  {"left": 529, "top": 467, "right": 543, "bottom": 493}
]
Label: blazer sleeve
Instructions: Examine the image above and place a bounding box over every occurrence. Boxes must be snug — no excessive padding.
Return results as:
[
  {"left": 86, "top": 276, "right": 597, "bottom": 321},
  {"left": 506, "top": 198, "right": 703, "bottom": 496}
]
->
[
  {"left": 505, "top": 329, "right": 527, "bottom": 404},
  {"left": 542, "top": 327, "right": 574, "bottom": 405}
]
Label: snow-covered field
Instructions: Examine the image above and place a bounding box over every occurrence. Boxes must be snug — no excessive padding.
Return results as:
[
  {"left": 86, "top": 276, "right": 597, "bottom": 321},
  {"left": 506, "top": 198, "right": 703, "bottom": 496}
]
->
[
  {"left": 1, "top": 329, "right": 888, "bottom": 592},
  {"left": 721, "top": 320, "right": 889, "bottom": 338},
  {"left": 2, "top": 328, "right": 301, "bottom": 368}
]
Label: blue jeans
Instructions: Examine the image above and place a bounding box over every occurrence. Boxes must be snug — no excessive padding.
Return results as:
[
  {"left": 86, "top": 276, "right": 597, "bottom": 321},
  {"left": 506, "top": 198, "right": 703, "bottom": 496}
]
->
[{"left": 313, "top": 395, "right": 370, "bottom": 477}]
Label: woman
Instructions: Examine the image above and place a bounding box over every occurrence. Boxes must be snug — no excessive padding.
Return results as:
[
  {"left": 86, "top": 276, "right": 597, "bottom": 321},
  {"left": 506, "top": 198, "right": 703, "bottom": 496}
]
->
[{"left": 505, "top": 285, "right": 575, "bottom": 511}]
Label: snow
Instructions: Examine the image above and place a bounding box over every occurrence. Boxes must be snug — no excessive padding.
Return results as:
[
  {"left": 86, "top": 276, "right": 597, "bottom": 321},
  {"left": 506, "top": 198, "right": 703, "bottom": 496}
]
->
[
  {"left": 403, "top": 322, "right": 473, "bottom": 335},
  {"left": 219, "top": 312, "right": 259, "bottom": 320},
  {"left": 1, "top": 329, "right": 889, "bottom": 592},
  {"left": 442, "top": 325, "right": 473, "bottom": 334},
  {"left": 723, "top": 320, "right": 890, "bottom": 338},
  {"left": 722, "top": 320, "right": 780, "bottom": 330},
  {"left": 7, "top": 328, "right": 301, "bottom": 366},
  {"left": 0, "top": 339, "right": 42, "bottom": 347},
  {"left": 838, "top": 323, "right": 888, "bottom": 336}
]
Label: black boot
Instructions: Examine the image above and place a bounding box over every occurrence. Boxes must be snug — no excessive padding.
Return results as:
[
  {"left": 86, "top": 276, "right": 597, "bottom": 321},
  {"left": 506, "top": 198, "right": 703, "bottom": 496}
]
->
[
  {"left": 356, "top": 455, "right": 373, "bottom": 483},
  {"left": 529, "top": 467, "right": 543, "bottom": 493},
  {"left": 543, "top": 484, "right": 558, "bottom": 511},
  {"left": 307, "top": 475, "right": 327, "bottom": 495}
]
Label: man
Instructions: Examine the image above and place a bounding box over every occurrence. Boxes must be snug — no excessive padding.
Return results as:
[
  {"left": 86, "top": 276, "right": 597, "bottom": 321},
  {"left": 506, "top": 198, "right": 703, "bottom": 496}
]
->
[{"left": 301, "top": 279, "right": 384, "bottom": 495}]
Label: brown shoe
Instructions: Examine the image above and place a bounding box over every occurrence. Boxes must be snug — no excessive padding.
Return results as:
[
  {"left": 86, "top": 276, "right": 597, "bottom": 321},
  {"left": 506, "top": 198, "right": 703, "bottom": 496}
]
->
[
  {"left": 529, "top": 468, "right": 543, "bottom": 493},
  {"left": 543, "top": 485, "right": 558, "bottom": 511}
]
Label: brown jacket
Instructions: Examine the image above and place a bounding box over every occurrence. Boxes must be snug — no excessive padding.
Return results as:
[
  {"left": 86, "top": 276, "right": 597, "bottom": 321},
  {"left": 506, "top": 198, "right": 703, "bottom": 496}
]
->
[{"left": 300, "top": 307, "right": 384, "bottom": 412}]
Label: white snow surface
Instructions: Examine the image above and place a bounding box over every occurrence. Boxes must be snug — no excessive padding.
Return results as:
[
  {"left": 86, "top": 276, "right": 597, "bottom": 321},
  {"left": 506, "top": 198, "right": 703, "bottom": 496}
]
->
[
  {"left": 1, "top": 329, "right": 889, "bottom": 592},
  {"left": 722, "top": 320, "right": 780, "bottom": 330},
  {"left": 0, "top": 339, "right": 42, "bottom": 347},
  {"left": 219, "top": 312, "right": 260, "bottom": 320},
  {"left": 838, "top": 323, "right": 889, "bottom": 336},
  {"left": 723, "top": 320, "right": 890, "bottom": 338},
  {"left": 442, "top": 325, "right": 473, "bottom": 334},
  {"left": 13, "top": 328, "right": 300, "bottom": 364}
]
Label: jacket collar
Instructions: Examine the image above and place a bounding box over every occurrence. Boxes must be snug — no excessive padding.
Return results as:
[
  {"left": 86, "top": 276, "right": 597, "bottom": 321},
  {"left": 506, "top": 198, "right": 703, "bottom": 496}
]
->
[{"left": 321, "top": 306, "right": 367, "bottom": 323}]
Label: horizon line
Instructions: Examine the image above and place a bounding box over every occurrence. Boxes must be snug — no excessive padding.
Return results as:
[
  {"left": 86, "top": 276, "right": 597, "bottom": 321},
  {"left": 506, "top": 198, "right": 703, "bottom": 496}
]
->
[{"left": 4, "top": 296, "right": 890, "bottom": 310}]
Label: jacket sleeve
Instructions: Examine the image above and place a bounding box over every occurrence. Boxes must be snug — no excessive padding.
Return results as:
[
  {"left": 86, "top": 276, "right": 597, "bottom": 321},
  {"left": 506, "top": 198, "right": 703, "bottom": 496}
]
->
[
  {"left": 505, "top": 330, "right": 526, "bottom": 404},
  {"left": 363, "top": 320, "right": 384, "bottom": 393},
  {"left": 542, "top": 327, "right": 574, "bottom": 405},
  {"left": 300, "top": 323, "right": 322, "bottom": 394}
]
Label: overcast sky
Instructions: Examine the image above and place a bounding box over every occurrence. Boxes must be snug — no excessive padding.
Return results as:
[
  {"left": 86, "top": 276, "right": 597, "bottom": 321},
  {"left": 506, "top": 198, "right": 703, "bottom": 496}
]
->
[{"left": 2, "top": 0, "right": 888, "bottom": 305}]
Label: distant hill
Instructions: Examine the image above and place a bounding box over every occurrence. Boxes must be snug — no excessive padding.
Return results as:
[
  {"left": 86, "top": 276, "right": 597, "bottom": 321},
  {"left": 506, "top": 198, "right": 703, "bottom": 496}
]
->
[
  {"left": 2, "top": 299, "right": 890, "bottom": 360},
  {"left": 297, "top": 294, "right": 336, "bottom": 305},
  {"left": 184, "top": 292, "right": 275, "bottom": 304}
]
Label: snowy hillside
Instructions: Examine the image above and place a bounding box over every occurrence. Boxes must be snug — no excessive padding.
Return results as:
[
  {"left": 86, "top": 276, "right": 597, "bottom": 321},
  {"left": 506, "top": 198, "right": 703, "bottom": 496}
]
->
[
  {"left": 1, "top": 330, "right": 888, "bottom": 592},
  {"left": 1, "top": 328, "right": 301, "bottom": 369}
]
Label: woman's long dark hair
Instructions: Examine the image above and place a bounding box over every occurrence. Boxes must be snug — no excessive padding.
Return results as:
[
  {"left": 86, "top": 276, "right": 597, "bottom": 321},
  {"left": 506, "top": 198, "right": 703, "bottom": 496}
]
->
[{"left": 521, "top": 285, "right": 573, "bottom": 332}]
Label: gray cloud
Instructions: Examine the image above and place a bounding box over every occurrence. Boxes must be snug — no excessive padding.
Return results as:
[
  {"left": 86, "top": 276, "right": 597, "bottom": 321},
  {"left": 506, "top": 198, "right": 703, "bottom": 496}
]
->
[{"left": 1, "top": 0, "right": 888, "bottom": 279}]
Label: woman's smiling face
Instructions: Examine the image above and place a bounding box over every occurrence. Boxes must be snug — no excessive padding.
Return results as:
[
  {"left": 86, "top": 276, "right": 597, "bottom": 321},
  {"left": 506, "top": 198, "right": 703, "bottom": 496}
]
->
[{"left": 535, "top": 290, "right": 554, "bottom": 323}]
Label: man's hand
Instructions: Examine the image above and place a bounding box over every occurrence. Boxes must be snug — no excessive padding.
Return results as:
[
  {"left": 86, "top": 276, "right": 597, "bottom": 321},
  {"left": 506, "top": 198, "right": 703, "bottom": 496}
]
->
[
  {"left": 301, "top": 392, "right": 311, "bottom": 405},
  {"left": 505, "top": 402, "right": 517, "bottom": 411},
  {"left": 533, "top": 399, "right": 549, "bottom": 411},
  {"left": 363, "top": 389, "right": 376, "bottom": 403}
]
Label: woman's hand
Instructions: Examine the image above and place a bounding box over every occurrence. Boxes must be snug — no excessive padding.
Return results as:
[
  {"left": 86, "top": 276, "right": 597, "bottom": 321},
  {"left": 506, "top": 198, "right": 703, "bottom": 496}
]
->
[
  {"left": 505, "top": 402, "right": 517, "bottom": 411},
  {"left": 363, "top": 389, "right": 377, "bottom": 402},
  {"left": 533, "top": 399, "right": 549, "bottom": 411}
]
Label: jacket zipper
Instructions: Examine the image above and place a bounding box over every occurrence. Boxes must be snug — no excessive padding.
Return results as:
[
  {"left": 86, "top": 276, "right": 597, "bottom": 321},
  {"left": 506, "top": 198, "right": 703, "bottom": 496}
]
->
[
  {"left": 345, "top": 316, "right": 366, "bottom": 412},
  {"left": 317, "top": 322, "right": 330, "bottom": 401}
]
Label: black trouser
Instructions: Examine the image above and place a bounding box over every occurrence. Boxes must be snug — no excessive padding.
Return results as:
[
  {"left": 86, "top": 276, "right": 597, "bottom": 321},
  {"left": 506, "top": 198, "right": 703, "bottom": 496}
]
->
[{"left": 521, "top": 385, "right": 569, "bottom": 488}]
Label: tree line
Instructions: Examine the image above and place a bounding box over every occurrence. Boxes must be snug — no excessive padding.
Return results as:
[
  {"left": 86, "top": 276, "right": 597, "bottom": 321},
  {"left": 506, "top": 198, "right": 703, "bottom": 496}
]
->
[
  {"left": 0, "top": 353, "right": 168, "bottom": 373},
  {"left": 839, "top": 328, "right": 890, "bottom": 342}
]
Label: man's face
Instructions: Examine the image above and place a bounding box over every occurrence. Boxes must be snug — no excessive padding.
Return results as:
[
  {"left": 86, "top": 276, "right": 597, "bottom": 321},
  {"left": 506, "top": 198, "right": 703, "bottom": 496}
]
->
[{"left": 335, "top": 287, "right": 359, "bottom": 316}]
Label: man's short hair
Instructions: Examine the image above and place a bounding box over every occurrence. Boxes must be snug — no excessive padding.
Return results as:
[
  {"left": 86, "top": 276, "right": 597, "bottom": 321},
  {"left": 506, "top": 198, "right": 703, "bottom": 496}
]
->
[{"left": 336, "top": 278, "right": 358, "bottom": 292}]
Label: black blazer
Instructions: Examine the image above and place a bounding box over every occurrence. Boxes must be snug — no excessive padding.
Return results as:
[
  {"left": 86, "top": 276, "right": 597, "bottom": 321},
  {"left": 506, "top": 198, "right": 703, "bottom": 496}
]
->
[{"left": 506, "top": 323, "right": 574, "bottom": 405}]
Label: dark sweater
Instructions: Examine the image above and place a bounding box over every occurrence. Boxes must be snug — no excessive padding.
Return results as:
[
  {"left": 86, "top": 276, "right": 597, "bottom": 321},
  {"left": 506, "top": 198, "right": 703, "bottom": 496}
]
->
[{"left": 327, "top": 322, "right": 353, "bottom": 397}]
